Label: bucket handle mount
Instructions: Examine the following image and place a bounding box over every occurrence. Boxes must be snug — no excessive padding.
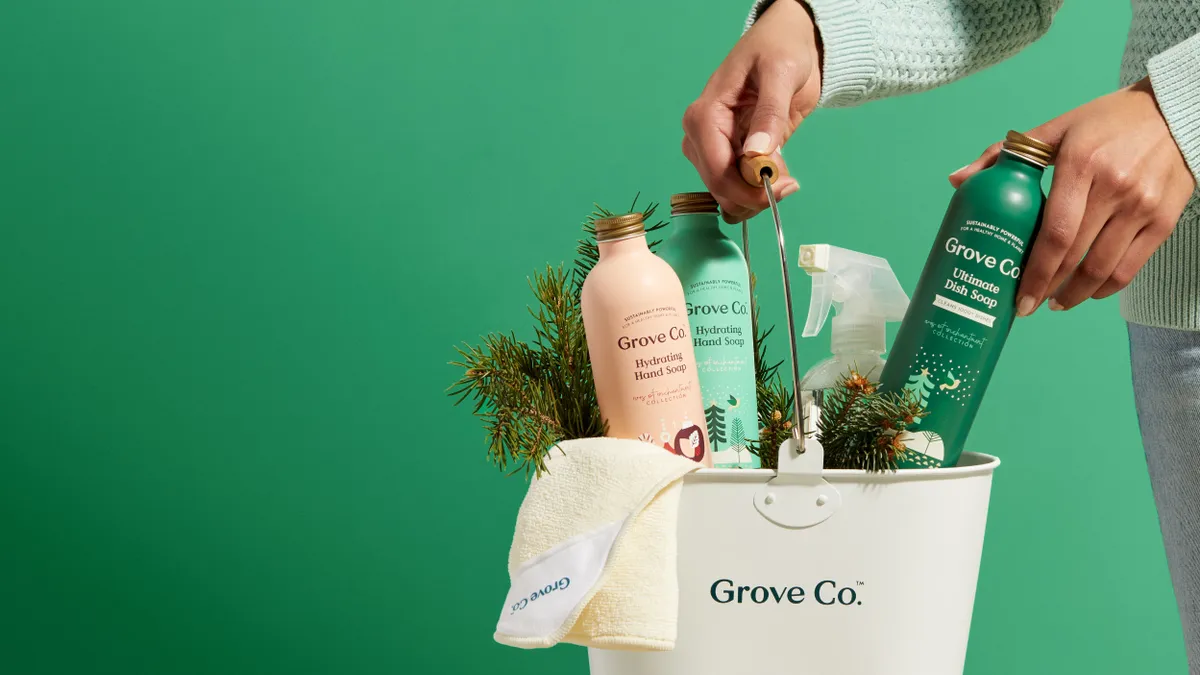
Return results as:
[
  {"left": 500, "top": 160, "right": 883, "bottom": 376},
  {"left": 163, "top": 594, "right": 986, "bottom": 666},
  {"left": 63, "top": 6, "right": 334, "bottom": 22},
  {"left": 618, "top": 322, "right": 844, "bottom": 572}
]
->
[{"left": 753, "top": 394, "right": 842, "bottom": 528}]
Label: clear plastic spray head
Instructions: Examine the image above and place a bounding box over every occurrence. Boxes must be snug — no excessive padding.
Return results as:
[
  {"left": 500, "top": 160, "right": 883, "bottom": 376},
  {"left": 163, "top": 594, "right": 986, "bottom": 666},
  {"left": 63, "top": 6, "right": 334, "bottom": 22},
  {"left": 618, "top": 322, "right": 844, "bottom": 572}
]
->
[{"left": 798, "top": 244, "right": 910, "bottom": 354}]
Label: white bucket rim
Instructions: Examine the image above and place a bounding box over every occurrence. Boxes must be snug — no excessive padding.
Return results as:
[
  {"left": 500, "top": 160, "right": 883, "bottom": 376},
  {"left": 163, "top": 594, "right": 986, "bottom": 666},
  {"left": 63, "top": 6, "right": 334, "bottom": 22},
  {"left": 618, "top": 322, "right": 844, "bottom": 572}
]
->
[{"left": 689, "top": 451, "right": 999, "bottom": 485}]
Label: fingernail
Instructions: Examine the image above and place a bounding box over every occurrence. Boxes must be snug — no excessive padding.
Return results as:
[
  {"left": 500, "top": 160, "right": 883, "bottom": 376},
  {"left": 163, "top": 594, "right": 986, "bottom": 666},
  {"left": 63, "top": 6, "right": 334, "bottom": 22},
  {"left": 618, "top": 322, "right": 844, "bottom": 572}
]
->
[
  {"left": 777, "top": 181, "right": 799, "bottom": 199},
  {"left": 1049, "top": 299, "right": 1065, "bottom": 311},
  {"left": 1016, "top": 295, "right": 1036, "bottom": 317},
  {"left": 744, "top": 132, "right": 773, "bottom": 156}
]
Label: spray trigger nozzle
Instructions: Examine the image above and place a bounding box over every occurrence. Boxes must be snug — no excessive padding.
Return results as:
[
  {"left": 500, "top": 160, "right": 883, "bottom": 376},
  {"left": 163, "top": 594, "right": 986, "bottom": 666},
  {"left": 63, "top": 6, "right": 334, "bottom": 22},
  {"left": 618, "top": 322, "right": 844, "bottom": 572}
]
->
[{"left": 797, "top": 244, "right": 910, "bottom": 354}]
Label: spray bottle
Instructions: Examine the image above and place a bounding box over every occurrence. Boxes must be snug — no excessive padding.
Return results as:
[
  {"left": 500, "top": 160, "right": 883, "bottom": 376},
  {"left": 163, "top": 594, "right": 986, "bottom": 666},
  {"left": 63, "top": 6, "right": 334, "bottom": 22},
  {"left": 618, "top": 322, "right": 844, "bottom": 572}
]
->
[{"left": 797, "top": 245, "right": 909, "bottom": 418}]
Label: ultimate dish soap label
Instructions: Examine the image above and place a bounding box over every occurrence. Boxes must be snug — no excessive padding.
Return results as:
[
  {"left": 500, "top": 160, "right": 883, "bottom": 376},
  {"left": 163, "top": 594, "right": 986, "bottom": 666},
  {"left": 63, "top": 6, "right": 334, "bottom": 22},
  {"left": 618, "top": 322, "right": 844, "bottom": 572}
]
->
[
  {"left": 879, "top": 131, "right": 1054, "bottom": 468},
  {"left": 658, "top": 193, "right": 759, "bottom": 468}
]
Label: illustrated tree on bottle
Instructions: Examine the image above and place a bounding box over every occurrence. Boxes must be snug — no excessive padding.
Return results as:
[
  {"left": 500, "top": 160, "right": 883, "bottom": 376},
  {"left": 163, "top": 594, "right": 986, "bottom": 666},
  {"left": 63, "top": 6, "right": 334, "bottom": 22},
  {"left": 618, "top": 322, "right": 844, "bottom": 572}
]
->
[
  {"left": 704, "top": 402, "right": 727, "bottom": 450},
  {"left": 728, "top": 417, "right": 747, "bottom": 463},
  {"left": 899, "top": 367, "right": 945, "bottom": 461},
  {"left": 903, "top": 367, "right": 936, "bottom": 418}
]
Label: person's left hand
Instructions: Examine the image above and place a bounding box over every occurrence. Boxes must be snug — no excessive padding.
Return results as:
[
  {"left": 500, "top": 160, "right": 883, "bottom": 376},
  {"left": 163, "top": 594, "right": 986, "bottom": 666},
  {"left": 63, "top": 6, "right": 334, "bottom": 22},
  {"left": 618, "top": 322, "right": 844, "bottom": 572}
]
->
[{"left": 949, "top": 77, "right": 1196, "bottom": 316}]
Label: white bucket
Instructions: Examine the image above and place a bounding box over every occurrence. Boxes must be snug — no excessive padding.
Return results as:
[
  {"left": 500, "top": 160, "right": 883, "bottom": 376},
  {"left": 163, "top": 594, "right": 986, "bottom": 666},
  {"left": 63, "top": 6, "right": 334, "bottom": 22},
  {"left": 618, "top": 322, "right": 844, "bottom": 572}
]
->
[{"left": 588, "top": 435, "right": 1000, "bottom": 675}]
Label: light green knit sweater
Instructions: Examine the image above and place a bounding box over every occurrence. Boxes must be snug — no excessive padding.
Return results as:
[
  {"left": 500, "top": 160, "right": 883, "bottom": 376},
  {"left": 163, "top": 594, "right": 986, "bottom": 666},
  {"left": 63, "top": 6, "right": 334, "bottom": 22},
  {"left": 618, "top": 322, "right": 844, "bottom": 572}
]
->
[{"left": 747, "top": 0, "right": 1200, "bottom": 330}]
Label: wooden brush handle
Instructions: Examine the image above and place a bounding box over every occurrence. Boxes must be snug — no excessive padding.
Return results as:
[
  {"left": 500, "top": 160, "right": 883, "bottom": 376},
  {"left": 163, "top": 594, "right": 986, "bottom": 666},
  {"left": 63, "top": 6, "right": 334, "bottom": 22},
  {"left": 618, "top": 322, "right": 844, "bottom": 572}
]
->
[{"left": 739, "top": 155, "right": 779, "bottom": 187}]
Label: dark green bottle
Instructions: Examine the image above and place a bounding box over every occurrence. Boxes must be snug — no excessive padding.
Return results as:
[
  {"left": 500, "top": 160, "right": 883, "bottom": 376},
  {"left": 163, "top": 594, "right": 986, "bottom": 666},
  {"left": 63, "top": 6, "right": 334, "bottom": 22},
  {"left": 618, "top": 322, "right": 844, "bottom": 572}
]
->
[{"left": 879, "top": 131, "right": 1054, "bottom": 468}]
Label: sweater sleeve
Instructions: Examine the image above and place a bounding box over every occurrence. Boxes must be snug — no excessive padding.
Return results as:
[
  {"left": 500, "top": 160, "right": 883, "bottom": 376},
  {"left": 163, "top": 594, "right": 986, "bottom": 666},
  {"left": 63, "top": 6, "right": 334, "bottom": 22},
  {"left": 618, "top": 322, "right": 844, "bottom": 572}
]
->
[
  {"left": 1147, "top": 33, "right": 1200, "bottom": 182},
  {"left": 746, "top": 0, "right": 1063, "bottom": 108}
]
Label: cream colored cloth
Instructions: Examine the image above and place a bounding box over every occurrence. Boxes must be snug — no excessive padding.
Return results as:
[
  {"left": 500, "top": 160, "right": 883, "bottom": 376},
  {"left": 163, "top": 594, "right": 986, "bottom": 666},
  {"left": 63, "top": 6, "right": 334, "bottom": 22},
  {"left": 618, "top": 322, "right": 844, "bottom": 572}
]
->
[{"left": 493, "top": 437, "right": 701, "bottom": 651}]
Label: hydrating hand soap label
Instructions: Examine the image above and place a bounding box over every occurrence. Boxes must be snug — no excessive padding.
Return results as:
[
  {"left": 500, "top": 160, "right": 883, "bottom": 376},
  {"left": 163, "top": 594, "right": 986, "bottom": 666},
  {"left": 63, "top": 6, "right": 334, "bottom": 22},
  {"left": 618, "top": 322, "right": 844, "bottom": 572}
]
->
[
  {"left": 659, "top": 193, "right": 760, "bottom": 468},
  {"left": 581, "top": 212, "right": 711, "bottom": 465}
]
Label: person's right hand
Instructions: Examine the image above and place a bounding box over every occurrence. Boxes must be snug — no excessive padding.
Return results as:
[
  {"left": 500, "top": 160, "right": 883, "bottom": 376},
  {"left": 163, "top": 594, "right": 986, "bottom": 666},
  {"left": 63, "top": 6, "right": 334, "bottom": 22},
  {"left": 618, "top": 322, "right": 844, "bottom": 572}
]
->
[{"left": 682, "top": 0, "right": 820, "bottom": 223}]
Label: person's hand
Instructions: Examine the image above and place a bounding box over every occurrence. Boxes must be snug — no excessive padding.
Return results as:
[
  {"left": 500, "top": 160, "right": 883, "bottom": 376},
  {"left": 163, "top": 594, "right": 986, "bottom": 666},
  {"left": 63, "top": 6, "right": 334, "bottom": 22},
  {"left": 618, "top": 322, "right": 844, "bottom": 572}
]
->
[
  {"left": 950, "top": 77, "right": 1196, "bottom": 315},
  {"left": 682, "top": 0, "right": 819, "bottom": 223}
]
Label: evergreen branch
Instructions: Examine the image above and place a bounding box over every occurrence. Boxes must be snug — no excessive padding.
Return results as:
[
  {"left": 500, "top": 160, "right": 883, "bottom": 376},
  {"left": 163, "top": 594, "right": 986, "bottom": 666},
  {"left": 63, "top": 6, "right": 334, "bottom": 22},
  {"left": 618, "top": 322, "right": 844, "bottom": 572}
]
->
[
  {"left": 449, "top": 333, "right": 566, "bottom": 477},
  {"left": 749, "top": 376, "right": 795, "bottom": 470},
  {"left": 815, "top": 370, "right": 927, "bottom": 472},
  {"left": 449, "top": 264, "right": 607, "bottom": 478},
  {"left": 750, "top": 368, "right": 928, "bottom": 472}
]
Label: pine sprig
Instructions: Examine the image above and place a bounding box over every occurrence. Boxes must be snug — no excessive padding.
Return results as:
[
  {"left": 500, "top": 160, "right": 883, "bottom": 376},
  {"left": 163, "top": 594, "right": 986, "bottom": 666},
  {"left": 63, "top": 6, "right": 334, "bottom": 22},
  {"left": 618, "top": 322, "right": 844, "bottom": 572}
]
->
[
  {"left": 749, "top": 376, "right": 795, "bottom": 470},
  {"left": 449, "top": 333, "right": 566, "bottom": 477},
  {"left": 449, "top": 264, "right": 605, "bottom": 477},
  {"left": 816, "top": 371, "right": 927, "bottom": 472},
  {"left": 527, "top": 265, "right": 607, "bottom": 444}
]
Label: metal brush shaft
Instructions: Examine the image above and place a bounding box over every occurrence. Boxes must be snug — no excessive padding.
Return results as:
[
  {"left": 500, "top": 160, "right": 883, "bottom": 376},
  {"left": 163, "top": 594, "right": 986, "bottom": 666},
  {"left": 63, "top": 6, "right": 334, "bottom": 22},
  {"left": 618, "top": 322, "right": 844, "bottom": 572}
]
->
[{"left": 763, "top": 172, "right": 803, "bottom": 440}]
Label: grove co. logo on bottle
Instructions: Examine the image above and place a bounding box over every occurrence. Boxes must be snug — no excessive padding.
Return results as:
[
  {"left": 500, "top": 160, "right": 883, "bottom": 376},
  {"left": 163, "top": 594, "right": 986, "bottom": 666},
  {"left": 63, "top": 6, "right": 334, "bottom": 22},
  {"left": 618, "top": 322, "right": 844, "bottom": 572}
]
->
[{"left": 709, "top": 578, "right": 865, "bottom": 606}]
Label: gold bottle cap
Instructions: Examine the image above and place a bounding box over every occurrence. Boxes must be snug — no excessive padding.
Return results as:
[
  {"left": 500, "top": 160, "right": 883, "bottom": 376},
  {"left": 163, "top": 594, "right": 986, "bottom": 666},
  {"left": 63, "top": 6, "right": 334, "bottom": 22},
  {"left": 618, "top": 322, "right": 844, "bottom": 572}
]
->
[
  {"left": 1003, "top": 130, "right": 1056, "bottom": 167},
  {"left": 593, "top": 212, "right": 646, "bottom": 242},
  {"left": 670, "top": 192, "right": 720, "bottom": 216}
]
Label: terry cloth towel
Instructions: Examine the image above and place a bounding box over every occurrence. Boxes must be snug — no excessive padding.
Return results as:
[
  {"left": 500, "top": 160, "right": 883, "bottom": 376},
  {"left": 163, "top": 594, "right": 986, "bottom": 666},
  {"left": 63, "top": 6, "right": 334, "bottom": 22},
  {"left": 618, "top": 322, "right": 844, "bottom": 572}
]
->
[{"left": 493, "top": 437, "right": 702, "bottom": 651}]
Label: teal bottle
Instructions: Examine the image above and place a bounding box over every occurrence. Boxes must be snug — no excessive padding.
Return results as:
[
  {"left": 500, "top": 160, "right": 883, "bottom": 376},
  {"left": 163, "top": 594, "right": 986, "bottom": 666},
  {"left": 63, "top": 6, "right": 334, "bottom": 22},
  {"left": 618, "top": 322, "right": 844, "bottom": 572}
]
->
[
  {"left": 658, "top": 192, "right": 759, "bottom": 468},
  {"left": 879, "top": 131, "right": 1053, "bottom": 468}
]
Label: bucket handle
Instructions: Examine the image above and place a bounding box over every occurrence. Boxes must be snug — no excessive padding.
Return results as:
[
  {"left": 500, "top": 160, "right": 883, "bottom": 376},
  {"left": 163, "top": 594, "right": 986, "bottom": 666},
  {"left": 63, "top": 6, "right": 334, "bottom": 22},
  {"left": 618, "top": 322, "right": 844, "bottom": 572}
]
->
[
  {"left": 753, "top": 391, "right": 842, "bottom": 528},
  {"left": 740, "top": 163, "right": 841, "bottom": 529}
]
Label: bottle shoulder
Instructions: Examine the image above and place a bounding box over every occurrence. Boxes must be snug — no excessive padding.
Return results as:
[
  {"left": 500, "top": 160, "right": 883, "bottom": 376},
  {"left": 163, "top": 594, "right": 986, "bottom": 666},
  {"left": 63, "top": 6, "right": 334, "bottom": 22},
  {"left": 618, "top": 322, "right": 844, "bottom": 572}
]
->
[
  {"left": 662, "top": 230, "right": 744, "bottom": 256},
  {"left": 582, "top": 252, "right": 686, "bottom": 301},
  {"left": 659, "top": 241, "right": 749, "bottom": 279},
  {"left": 950, "top": 165, "right": 1045, "bottom": 224},
  {"left": 958, "top": 162, "right": 1046, "bottom": 198}
]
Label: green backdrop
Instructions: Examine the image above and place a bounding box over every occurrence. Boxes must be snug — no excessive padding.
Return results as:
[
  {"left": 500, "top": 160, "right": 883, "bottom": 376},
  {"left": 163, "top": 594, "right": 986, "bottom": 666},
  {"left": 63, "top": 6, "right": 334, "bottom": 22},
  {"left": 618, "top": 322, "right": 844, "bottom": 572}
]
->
[{"left": 1, "top": 1, "right": 1183, "bottom": 673}]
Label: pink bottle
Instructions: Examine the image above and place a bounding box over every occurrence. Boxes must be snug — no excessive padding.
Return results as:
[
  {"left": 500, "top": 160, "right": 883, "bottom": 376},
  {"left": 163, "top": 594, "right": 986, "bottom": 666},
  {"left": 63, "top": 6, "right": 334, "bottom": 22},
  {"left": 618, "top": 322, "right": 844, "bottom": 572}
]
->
[{"left": 581, "top": 212, "right": 711, "bottom": 466}]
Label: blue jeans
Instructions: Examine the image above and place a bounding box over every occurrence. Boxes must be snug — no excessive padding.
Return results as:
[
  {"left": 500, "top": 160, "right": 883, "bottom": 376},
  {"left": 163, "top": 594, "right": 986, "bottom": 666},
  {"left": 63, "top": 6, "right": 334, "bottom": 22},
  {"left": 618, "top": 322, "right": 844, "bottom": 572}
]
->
[{"left": 1130, "top": 322, "right": 1200, "bottom": 671}]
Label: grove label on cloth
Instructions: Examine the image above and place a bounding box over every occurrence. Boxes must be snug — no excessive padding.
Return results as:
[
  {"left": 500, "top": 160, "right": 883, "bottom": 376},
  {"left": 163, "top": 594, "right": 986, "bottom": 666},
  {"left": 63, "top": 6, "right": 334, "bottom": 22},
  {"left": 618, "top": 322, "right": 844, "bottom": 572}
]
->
[
  {"left": 581, "top": 212, "right": 711, "bottom": 466},
  {"left": 879, "top": 131, "right": 1052, "bottom": 468},
  {"left": 657, "top": 192, "right": 759, "bottom": 468}
]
